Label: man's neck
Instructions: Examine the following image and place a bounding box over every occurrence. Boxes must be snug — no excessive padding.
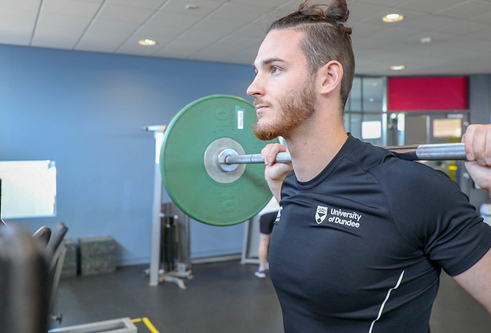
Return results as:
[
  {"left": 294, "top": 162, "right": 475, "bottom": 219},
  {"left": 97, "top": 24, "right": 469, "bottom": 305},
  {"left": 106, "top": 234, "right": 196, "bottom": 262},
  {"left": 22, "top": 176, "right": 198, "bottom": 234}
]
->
[{"left": 285, "top": 114, "right": 348, "bottom": 182}]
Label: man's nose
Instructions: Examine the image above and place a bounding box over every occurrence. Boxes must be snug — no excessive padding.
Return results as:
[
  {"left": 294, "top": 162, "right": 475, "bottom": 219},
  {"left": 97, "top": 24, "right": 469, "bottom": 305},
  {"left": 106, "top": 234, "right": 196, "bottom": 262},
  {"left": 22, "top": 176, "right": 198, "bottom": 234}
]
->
[{"left": 247, "top": 74, "right": 263, "bottom": 98}]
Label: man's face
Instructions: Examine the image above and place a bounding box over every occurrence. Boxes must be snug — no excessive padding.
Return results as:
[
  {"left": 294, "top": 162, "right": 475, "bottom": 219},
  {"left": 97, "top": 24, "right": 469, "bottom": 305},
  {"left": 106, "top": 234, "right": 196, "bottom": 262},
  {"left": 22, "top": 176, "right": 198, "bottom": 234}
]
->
[{"left": 247, "top": 29, "right": 317, "bottom": 141}]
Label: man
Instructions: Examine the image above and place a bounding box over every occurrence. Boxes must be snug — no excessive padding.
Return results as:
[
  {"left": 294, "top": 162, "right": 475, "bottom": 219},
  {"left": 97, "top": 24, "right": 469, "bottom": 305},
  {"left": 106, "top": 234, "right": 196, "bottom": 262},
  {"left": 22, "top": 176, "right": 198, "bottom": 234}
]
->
[{"left": 247, "top": 0, "right": 491, "bottom": 332}]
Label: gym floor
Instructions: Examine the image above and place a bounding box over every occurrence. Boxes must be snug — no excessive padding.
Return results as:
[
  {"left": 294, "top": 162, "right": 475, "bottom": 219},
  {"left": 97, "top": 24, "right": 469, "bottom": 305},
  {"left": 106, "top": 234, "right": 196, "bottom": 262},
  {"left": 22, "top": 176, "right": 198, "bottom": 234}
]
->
[{"left": 50, "top": 260, "right": 491, "bottom": 333}]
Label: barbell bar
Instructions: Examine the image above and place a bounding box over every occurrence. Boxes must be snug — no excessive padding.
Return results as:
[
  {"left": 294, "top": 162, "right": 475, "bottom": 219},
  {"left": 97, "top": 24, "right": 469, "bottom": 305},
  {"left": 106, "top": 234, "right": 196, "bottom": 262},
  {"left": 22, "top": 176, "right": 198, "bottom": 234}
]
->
[
  {"left": 161, "top": 95, "right": 468, "bottom": 227},
  {"left": 219, "top": 143, "right": 467, "bottom": 169}
]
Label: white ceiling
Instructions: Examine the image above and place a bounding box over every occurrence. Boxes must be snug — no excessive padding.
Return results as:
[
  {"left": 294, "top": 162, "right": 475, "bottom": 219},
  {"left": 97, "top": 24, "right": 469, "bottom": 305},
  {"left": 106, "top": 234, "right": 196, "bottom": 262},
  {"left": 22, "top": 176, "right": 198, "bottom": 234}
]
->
[{"left": 1, "top": 0, "right": 491, "bottom": 76}]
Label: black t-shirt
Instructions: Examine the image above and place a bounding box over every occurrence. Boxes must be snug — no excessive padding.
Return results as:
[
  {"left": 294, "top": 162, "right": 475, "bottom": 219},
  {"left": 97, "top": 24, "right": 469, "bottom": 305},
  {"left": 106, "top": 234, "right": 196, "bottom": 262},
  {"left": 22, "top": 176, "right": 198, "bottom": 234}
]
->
[{"left": 269, "top": 135, "right": 491, "bottom": 333}]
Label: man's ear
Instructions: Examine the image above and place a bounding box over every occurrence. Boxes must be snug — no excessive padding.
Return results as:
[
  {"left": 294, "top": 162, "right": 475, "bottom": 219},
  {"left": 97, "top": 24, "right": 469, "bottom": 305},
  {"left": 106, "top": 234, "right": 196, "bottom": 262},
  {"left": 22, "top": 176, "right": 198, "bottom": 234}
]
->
[{"left": 317, "top": 60, "right": 343, "bottom": 95}]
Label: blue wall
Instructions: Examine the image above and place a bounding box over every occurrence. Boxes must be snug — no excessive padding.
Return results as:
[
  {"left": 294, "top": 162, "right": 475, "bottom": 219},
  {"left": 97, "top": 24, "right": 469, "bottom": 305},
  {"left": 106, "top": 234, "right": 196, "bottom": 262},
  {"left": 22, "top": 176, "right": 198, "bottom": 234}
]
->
[{"left": 0, "top": 44, "right": 256, "bottom": 265}]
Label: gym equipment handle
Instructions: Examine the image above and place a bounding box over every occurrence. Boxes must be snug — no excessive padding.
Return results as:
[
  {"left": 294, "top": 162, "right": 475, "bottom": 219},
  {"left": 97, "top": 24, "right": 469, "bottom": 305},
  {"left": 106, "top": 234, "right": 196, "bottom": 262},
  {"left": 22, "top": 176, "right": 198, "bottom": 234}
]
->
[{"left": 224, "top": 143, "right": 467, "bottom": 165}]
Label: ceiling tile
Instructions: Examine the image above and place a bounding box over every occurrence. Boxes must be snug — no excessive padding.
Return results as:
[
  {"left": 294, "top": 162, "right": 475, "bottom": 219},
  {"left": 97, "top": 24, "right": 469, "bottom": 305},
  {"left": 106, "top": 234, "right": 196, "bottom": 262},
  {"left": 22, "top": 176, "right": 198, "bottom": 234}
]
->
[
  {"left": 0, "top": 0, "right": 41, "bottom": 11},
  {"left": 72, "top": 0, "right": 104, "bottom": 3},
  {"left": 31, "top": 26, "right": 84, "bottom": 48},
  {"left": 187, "top": 48, "right": 231, "bottom": 63},
  {"left": 346, "top": 1, "right": 388, "bottom": 22},
  {"left": 160, "top": 0, "right": 225, "bottom": 16},
  {"left": 352, "top": 38, "right": 390, "bottom": 53},
  {"left": 214, "top": 34, "right": 261, "bottom": 49},
  {"left": 233, "top": 21, "right": 269, "bottom": 38},
  {"left": 36, "top": 13, "right": 93, "bottom": 29},
  {"left": 105, "top": 0, "right": 167, "bottom": 10},
  {"left": 170, "top": 29, "right": 228, "bottom": 48},
  {"left": 430, "top": 16, "right": 487, "bottom": 35},
  {"left": 435, "top": 1, "right": 491, "bottom": 19},
  {"left": 130, "top": 25, "right": 186, "bottom": 42},
  {"left": 193, "top": 18, "right": 248, "bottom": 32},
  {"left": 227, "top": 47, "right": 258, "bottom": 65},
  {"left": 116, "top": 42, "right": 160, "bottom": 57},
  {"left": 230, "top": 0, "right": 290, "bottom": 8},
  {"left": 356, "top": 0, "right": 407, "bottom": 5},
  {"left": 41, "top": 0, "right": 102, "bottom": 17},
  {"left": 464, "top": 24, "right": 491, "bottom": 41},
  {"left": 473, "top": 11, "right": 491, "bottom": 25},
  {"left": 368, "top": 26, "right": 423, "bottom": 42},
  {"left": 115, "top": 29, "right": 180, "bottom": 53},
  {"left": 0, "top": 35, "right": 31, "bottom": 46},
  {"left": 146, "top": 11, "right": 204, "bottom": 28},
  {"left": 153, "top": 45, "right": 198, "bottom": 59},
  {"left": 350, "top": 22, "right": 387, "bottom": 38},
  {"left": 451, "top": 33, "right": 491, "bottom": 51},
  {"left": 398, "top": 31, "right": 453, "bottom": 45},
  {"left": 97, "top": 4, "right": 155, "bottom": 23},
  {"left": 75, "top": 31, "right": 128, "bottom": 52},
  {"left": 406, "top": 41, "right": 476, "bottom": 59},
  {"left": 403, "top": 14, "right": 459, "bottom": 31},
  {"left": 88, "top": 19, "right": 141, "bottom": 34},
  {"left": 0, "top": 23, "right": 33, "bottom": 45},
  {"left": 0, "top": 8, "right": 38, "bottom": 25},
  {"left": 208, "top": 3, "right": 272, "bottom": 22},
  {"left": 396, "top": 0, "right": 469, "bottom": 14},
  {"left": 194, "top": 41, "right": 253, "bottom": 63},
  {"left": 359, "top": 8, "right": 428, "bottom": 27},
  {"left": 276, "top": 0, "right": 302, "bottom": 13}
]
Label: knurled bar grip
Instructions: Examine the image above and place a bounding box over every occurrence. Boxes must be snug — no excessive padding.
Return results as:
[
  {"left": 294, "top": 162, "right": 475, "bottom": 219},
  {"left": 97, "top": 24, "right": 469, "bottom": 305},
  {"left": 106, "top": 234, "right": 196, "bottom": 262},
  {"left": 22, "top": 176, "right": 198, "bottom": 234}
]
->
[{"left": 224, "top": 143, "right": 467, "bottom": 165}]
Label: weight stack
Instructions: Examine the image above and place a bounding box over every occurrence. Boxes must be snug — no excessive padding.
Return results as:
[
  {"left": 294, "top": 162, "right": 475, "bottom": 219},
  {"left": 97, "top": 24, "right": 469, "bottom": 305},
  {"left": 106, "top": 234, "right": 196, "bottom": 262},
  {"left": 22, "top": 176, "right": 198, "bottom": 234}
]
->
[
  {"left": 79, "top": 236, "right": 116, "bottom": 276},
  {"left": 61, "top": 238, "right": 77, "bottom": 278}
]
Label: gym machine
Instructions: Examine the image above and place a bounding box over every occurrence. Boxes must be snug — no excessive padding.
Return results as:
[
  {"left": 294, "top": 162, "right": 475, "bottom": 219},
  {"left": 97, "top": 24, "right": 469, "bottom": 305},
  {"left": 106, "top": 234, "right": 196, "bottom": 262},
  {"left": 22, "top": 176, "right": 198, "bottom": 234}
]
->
[{"left": 143, "top": 125, "right": 192, "bottom": 288}]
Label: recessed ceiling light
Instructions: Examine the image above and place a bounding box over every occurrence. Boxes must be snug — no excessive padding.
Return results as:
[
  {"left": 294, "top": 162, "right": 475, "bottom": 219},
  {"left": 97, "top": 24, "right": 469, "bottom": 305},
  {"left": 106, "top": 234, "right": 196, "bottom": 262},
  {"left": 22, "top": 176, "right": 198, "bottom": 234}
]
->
[
  {"left": 138, "top": 39, "right": 157, "bottom": 46},
  {"left": 390, "top": 65, "right": 406, "bottom": 71},
  {"left": 383, "top": 13, "right": 404, "bottom": 23},
  {"left": 185, "top": 4, "right": 198, "bottom": 9}
]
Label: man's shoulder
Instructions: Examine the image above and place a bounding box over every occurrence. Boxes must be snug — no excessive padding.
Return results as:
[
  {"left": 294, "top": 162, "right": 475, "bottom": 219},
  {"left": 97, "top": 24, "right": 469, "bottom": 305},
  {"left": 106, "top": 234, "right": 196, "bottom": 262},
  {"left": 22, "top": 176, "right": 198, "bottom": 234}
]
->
[{"left": 349, "top": 139, "right": 449, "bottom": 181}]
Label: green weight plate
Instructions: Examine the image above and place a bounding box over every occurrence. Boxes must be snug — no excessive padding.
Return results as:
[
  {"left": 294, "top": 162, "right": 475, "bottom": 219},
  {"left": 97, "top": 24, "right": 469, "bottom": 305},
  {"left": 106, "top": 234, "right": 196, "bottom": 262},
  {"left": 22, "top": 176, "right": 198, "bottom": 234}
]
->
[{"left": 161, "top": 95, "right": 278, "bottom": 226}]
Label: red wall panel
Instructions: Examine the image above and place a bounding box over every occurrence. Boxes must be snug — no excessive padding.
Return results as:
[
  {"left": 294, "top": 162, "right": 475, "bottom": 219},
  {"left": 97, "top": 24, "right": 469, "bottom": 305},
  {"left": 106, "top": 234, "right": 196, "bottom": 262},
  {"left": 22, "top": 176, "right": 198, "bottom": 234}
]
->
[{"left": 388, "top": 77, "right": 468, "bottom": 111}]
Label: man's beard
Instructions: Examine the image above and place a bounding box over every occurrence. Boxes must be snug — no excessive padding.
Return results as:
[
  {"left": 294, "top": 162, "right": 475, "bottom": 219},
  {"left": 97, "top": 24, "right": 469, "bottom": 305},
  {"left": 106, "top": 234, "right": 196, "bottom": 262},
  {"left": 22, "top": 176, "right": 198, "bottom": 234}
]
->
[{"left": 253, "top": 77, "right": 317, "bottom": 141}]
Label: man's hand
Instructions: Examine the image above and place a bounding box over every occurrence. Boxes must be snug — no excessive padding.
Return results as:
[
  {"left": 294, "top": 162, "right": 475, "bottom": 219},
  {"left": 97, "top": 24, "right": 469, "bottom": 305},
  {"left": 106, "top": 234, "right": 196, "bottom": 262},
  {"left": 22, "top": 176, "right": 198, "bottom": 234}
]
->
[
  {"left": 463, "top": 124, "right": 491, "bottom": 195},
  {"left": 261, "top": 143, "right": 293, "bottom": 202}
]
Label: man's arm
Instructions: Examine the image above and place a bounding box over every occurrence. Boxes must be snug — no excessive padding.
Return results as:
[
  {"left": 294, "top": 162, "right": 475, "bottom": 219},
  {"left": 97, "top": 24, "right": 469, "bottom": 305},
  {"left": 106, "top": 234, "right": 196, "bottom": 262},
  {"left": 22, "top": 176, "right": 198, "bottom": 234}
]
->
[
  {"left": 261, "top": 143, "right": 292, "bottom": 202},
  {"left": 454, "top": 124, "right": 491, "bottom": 312},
  {"left": 452, "top": 247, "right": 491, "bottom": 313}
]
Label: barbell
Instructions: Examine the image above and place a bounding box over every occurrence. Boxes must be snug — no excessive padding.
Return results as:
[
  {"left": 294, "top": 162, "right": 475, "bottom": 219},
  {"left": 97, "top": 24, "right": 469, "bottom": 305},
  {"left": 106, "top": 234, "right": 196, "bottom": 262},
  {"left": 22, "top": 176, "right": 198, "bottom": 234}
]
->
[{"left": 160, "top": 95, "right": 467, "bottom": 227}]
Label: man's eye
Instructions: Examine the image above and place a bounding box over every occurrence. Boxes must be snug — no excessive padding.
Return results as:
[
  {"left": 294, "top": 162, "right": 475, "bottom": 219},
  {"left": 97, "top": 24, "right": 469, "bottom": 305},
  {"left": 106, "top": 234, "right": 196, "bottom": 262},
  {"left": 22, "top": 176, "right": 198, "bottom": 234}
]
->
[{"left": 271, "top": 66, "right": 281, "bottom": 74}]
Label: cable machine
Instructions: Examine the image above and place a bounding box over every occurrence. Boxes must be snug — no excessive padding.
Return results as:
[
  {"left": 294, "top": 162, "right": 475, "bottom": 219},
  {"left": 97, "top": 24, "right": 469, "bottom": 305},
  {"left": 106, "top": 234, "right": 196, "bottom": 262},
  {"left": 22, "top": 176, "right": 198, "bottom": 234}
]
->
[{"left": 143, "top": 125, "right": 192, "bottom": 288}]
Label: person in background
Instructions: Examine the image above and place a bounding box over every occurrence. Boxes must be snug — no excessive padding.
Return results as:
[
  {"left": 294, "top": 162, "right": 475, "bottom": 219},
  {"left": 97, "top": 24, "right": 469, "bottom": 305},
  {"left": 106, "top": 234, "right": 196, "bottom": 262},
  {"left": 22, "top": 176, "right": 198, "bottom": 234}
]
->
[{"left": 255, "top": 197, "right": 280, "bottom": 278}]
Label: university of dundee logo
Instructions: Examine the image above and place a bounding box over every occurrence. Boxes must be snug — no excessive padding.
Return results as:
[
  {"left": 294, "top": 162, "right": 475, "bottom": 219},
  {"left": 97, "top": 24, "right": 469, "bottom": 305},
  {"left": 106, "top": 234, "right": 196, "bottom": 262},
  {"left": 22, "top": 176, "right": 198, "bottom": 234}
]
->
[{"left": 316, "top": 206, "right": 328, "bottom": 224}]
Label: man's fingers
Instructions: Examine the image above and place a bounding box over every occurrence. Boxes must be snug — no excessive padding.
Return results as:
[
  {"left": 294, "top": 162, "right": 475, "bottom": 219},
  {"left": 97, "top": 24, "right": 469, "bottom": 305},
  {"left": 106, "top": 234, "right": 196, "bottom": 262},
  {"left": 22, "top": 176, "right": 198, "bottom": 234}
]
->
[
  {"left": 261, "top": 143, "right": 288, "bottom": 165},
  {"left": 472, "top": 126, "right": 491, "bottom": 166},
  {"left": 464, "top": 125, "right": 476, "bottom": 161},
  {"left": 484, "top": 128, "right": 491, "bottom": 165}
]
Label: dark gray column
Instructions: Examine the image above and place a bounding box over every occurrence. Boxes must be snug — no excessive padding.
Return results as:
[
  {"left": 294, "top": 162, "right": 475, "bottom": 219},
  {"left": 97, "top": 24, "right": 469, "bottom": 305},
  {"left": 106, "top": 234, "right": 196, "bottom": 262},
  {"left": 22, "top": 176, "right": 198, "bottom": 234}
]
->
[{"left": 467, "top": 75, "right": 491, "bottom": 208}]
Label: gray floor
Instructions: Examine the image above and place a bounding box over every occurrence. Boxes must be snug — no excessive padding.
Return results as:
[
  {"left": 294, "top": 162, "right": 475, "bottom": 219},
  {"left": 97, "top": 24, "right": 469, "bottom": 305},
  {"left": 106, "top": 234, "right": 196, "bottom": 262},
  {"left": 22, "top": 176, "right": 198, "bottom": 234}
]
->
[{"left": 50, "top": 261, "right": 491, "bottom": 333}]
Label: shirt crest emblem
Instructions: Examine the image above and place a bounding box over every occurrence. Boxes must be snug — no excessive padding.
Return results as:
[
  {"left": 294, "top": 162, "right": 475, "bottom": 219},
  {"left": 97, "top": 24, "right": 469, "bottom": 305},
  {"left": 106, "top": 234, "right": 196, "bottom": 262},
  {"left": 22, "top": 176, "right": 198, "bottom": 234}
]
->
[{"left": 316, "top": 206, "right": 328, "bottom": 224}]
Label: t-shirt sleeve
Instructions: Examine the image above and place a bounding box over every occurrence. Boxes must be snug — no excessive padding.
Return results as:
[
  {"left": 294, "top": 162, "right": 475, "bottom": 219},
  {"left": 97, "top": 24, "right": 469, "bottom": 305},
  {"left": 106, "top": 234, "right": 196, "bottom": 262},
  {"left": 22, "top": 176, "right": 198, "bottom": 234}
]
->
[{"left": 377, "top": 160, "right": 491, "bottom": 276}]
